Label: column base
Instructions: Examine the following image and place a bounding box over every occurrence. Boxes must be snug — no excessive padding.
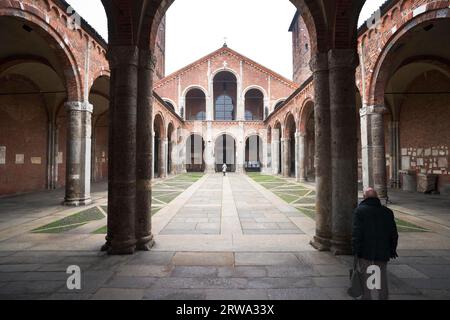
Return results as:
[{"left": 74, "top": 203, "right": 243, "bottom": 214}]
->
[
  {"left": 136, "top": 235, "right": 155, "bottom": 251},
  {"left": 63, "top": 197, "right": 92, "bottom": 207},
  {"left": 310, "top": 235, "right": 331, "bottom": 251},
  {"left": 107, "top": 239, "right": 136, "bottom": 255},
  {"left": 330, "top": 239, "right": 352, "bottom": 256},
  {"left": 100, "top": 240, "right": 111, "bottom": 252}
]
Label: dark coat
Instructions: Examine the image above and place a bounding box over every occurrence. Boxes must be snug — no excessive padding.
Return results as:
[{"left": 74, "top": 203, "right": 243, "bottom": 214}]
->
[{"left": 352, "top": 197, "right": 399, "bottom": 262}]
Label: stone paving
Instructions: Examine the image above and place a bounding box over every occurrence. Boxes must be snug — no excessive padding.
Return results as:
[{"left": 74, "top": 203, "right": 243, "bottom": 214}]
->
[{"left": 0, "top": 173, "right": 450, "bottom": 300}]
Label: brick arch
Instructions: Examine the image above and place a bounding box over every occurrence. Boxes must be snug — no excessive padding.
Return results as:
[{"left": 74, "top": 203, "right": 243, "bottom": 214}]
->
[
  {"left": 368, "top": 8, "right": 450, "bottom": 105},
  {"left": 153, "top": 112, "right": 166, "bottom": 138},
  {"left": 243, "top": 85, "right": 268, "bottom": 100},
  {"left": 148, "top": 0, "right": 332, "bottom": 54},
  {"left": 299, "top": 99, "right": 315, "bottom": 135},
  {"left": 182, "top": 85, "right": 208, "bottom": 98},
  {"left": 167, "top": 121, "right": 175, "bottom": 139},
  {"left": 0, "top": 3, "right": 82, "bottom": 101},
  {"left": 283, "top": 112, "right": 297, "bottom": 138}
]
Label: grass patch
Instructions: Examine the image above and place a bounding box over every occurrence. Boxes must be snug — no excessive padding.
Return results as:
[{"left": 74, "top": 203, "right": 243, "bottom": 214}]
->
[
  {"left": 395, "top": 218, "right": 429, "bottom": 233},
  {"left": 93, "top": 225, "right": 107, "bottom": 234},
  {"left": 298, "top": 207, "right": 316, "bottom": 219},
  {"left": 33, "top": 207, "right": 104, "bottom": 234},
  {"left": 155, "top": 193, "right": 181, "bottom": 204},
  {"left": 275, "top": 192, "right": 299, "bottom": 203}
]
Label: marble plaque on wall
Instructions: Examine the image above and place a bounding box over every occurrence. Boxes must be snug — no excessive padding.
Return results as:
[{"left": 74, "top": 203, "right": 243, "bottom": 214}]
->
[
  {"left": 0, "top": 146, "right": 5, "bottom": 164},
  {"left": 15, "top": 154, "right": 24, "bottom": 164}
]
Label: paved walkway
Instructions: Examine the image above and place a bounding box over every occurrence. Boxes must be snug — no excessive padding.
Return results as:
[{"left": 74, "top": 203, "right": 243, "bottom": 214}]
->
[{"left": 0, "top": 173, "right": 450, "bottom": 300}]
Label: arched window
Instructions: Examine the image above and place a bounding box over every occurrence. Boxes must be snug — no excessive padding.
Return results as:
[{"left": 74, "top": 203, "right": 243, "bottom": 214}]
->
[
  {"left": 216, "top": 95, "right": 234, "bottom": 121},
  {"left": 164, "top": 100, "right": 175, "bottom": 111},
  {"left": 244, "top": 89, "right": 264, "bottom": 120},
  {"left": 275, "top": 100, "right": 285, "bottom": 110},
  {"left": 185, "top": 88, "right": 206, "bottom": 121},
  {"left": 213, "top": 71, "right": 237, "bottom": 121}
]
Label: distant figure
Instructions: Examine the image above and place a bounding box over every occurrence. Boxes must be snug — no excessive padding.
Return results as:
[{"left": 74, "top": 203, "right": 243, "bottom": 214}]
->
[
  {"left": 222, "top": 163, "right": 227, "bottom": 176},
  {"left": 352, "top": 187, "right": 399, "bottom": 300}
]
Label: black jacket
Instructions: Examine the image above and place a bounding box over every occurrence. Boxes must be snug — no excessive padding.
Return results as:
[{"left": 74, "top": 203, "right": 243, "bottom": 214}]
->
[{"left": 352, "top": 198, "right": 399, "bottom": 262}]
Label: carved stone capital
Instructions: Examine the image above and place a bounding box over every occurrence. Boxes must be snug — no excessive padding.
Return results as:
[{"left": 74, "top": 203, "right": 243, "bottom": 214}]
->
[
  {"left": 360, "top": 104, "right": 388, "bottom": 117},
  {"left": 309, "top": 52, "right": 328, "bottom": 73},
  {"left": 139, "top": 49, "right": 156, "bottom": 70},
  {"left": 328, "top": 49, "right": 359, "bottom": 70},
  {"left": 107, "top": 46, "right": 139, "bottom": 69},
  {"left": 65, "top": 101, "right": 93, "bottom": 113}
]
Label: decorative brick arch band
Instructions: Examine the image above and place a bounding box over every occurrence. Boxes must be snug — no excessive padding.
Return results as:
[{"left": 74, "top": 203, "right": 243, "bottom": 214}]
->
[
  {"left": 368, "top": 7, "right": 450, "bottom": 105},
  {"left": 0, "top": 4, "right": 82, "bottom": 101}
]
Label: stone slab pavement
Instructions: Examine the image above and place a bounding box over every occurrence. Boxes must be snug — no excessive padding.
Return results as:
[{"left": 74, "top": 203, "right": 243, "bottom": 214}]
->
[{"left": 1, "top": 174, "right": 450, "bottom": 299}]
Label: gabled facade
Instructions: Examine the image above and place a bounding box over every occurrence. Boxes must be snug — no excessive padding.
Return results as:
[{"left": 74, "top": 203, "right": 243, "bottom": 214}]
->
[{"left": 151, "top": 45, "right": 299, "bottom": 177}]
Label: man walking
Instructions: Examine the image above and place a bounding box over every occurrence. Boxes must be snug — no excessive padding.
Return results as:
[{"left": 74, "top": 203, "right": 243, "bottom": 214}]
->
[
  {"left": 352, "top": 188, "right": 399, "bottom": 300},
  {"left": 222, "top": 163, "right": 227, "bottom": 176}
]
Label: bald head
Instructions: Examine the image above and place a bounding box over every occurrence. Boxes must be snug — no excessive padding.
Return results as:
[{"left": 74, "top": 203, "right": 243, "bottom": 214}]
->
[{"left": 363, "top": 188, "right": 379, "bottom": 199}]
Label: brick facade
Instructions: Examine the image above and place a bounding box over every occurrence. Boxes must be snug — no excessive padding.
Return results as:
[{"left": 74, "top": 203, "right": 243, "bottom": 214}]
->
[{"left": 1, "top": 0, "right": 449, "bottom": 197}]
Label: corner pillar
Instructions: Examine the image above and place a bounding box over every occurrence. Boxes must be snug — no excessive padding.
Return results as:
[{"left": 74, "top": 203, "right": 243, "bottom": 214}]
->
[
  {"left": 309, "top": 53, "right": 332, "bottom": 251},
  {"left": 360, "top": 104, "right": 388, "bottom": 198},
  {"left": 328, "top": 49, "right": 359, "bottom": 255},
  {"left": 104, "top": 46, "right": 139, "bottom": 255},
  {"left": 64, "top": 101, "right": 93, "bottom": 206}
]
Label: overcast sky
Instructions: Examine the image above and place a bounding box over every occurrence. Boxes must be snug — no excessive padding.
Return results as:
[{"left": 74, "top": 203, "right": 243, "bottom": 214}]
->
[{"left": 66, "top": 0, "right": 386, "bottom": 80}]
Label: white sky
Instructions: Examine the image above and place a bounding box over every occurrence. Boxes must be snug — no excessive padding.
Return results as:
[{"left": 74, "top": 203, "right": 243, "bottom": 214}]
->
[{"left": 66, "top": 0, "right": 386, "bottom": 80}]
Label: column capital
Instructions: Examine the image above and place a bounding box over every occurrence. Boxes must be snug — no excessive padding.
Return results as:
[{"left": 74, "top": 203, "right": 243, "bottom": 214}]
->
[
  {"left": 138, "top": 49, "right": 156, "bottom": 71},
  {"left": 65, "top": 101, "right": 93, "bottom": 113},
  {"left": 360, "top": 104, "right": 388, "bottom": 116},
  {"left": 107, "top": 46, "right": 139, "bottom": 69},
  {"left": 328, "top": 49, "right": 359, "bottom": 70},
  {"left": 309, "top": 52, "right": 328, "bottom": 73}
]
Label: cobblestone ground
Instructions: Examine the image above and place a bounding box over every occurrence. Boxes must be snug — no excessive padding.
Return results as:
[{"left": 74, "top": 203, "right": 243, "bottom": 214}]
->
[{"left": 0, "top": 173, "right": 450, "bottom": 300}]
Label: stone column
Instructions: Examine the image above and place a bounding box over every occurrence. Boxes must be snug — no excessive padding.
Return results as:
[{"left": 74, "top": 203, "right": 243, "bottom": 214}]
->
[
  {"left": 160, "top": 138, "right": 168, "bottom": 179},
  {"left": 360, "top": 104, "right": 388, "bottom": 198},
  {"left": 391, "top": 120, "right": 400, "bottom": 188},
  {"left": 135, "top": 49, "right": 154, "bottom": 251},
  {"left": 329, "top": 49, "right": 359, "bottom": 255},
  {"left": 309, "top": 53, "right": 332, "bottom": 251},
  {"left": 272, "top": 130, "right": 280, "bottom": 175},
  {"left": 296, "top": 132, "right": 307, "bottom": 182},
  {"left": 151, "top": 131, "right": 155, "bottom": 180},
  {"left": 105, "top": 46, "right": 139, "bottom": 255},
  {"left": 64, "top": 101, "right": 93, "bottom": 206},
  {"left": 282, "top": 138, "right": 290, "bottom": 177}
]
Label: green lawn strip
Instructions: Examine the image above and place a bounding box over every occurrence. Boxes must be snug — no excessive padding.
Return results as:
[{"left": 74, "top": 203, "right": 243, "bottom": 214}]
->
[
  {"left": 395, "top": 217, "right": 428, "bottom": 233},
  {"left": 93, "top": 225, "right": 107, "bottom": 234},
  {"left": 152, "top": 207, "right": 162, "bottom": 215},
  {"left": 33, "top": 223, "right": 88, "bottom": 234},
  {"left": 274, "top": 192, "right": 299, "bottom": 203},
  {"left": 32, "top": 207, "right": 105, "bottom": 233},
  {"left": 154, "top": 193, "right": 182, "bottom": 204},
  {"left": 93, "top": 207, "right": 163, "bottom": 234},
  {"left": 293, "top": 197, "right": 316, "bottom": 204},
  {"left": 297, "top": 207, "right": 316, "bottom": 220},
  {"left": 260, "top": 182, "right": 286, "bottom": 189}
]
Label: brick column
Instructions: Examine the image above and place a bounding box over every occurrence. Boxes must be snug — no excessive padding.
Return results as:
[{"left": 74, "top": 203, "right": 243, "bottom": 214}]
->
[
  {"left": 105, "top": 46, "right": 139, "bottom": 255},
  {"left": 329, "top": 49, "right": 359, "bottom": 255},
  {"left": 309, "top": 53, "right": 332, "bottom": 251},
  {"left": 360, "top": 104, "right": 388, "bottom": 198},
  {"left": 64, "top": 101, "right": 93, "bottom": 206},
  {"left": 135, "top": 49, "right": 155, "bottom": 251}
]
